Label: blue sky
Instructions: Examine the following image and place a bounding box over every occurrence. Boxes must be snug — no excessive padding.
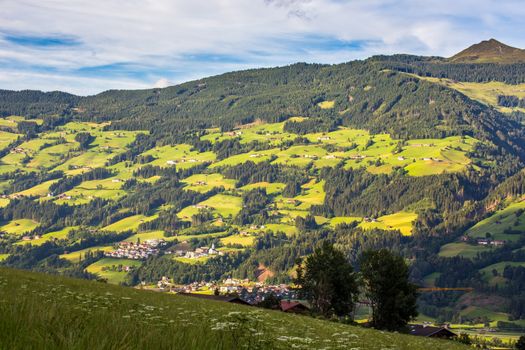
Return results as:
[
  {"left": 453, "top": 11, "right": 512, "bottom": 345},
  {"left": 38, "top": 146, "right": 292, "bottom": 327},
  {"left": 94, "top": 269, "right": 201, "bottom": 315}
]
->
[{"left": 1, "top": 0, "right": 525, "bottom": 95}]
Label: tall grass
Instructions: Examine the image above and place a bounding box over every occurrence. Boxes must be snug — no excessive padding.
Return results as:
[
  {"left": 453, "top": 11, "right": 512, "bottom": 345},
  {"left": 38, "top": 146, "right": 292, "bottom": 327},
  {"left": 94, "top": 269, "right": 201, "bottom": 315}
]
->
[{"left": 0, "top": 268, "right": 468, "bottom": 350}]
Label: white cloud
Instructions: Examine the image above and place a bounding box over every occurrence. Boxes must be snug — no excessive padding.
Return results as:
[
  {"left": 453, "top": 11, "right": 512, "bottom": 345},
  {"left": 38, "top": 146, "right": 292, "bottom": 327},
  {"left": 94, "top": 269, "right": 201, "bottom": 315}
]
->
[
  {"left": 153, "top": 78, "right": 172, "bottom": 88},
  {"left": 1, "top": 0, "right": 525, "bottom": 94}
]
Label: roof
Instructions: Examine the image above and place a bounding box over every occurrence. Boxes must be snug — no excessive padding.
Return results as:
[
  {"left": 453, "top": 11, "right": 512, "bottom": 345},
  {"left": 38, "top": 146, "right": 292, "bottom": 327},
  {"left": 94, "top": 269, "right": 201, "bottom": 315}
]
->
[
  {"left": 279, "top": 300, "right": 310, "bottom": 312},
  {"left": 178, "top": 293, "right": 251, "bottom": 305},
  {"left": 409, "top": 325, "right": 457, "bottom": 338}
]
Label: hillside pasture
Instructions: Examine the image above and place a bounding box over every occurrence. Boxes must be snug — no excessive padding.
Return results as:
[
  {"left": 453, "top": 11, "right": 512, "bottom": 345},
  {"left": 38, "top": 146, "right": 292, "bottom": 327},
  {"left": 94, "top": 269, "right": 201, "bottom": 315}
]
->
[
  {"left": 438, "top": 242, "right": 491, "bottom": 259},
  {"left": 0, "top": 267, "right": 469, "bottom": 350},
  {"left": 220, "top": 234, "right": 256, "bottom": 247},
  {"left": 141, "top": 144, "right": 216, "bottom": 169},
  {"left": 182, "top": 173, "right": 236, "bottom": 193},
  {"left": 102, "top": 214, "right": 159, "bottom": 233},
  {"left": 85, "top": 258, "right": 142, "bottom": 284},
  {"left": 60, "top": 246, "right": 115, "bottom": 262},
  {"left": 0, "top": 219, "right": 39, "bottom": 236},
  {"left": 358, "top": 212, "right": 417, "bottom": 235},
  {"left": 239, "top": 181, "right": 285, "bottom": 195},
  {"left": 466, "top": 200, "right": 525, "bottom": 242},
  {"left": 16, "top": 226, "right": 79, "bottom": 246}
]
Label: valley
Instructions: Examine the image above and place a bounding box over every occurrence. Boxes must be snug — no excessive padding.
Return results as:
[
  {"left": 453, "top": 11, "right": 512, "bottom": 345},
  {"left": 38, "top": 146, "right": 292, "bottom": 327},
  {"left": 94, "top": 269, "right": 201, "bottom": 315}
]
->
[{"left": 1, "top": 39, "right": 525, "bottom": 348}]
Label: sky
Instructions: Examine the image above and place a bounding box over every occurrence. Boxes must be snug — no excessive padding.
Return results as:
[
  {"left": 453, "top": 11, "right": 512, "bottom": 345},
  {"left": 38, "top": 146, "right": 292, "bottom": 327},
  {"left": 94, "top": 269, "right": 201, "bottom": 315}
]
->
[{"left": 1, "top": 0, "right": 525, "bottom": 95}]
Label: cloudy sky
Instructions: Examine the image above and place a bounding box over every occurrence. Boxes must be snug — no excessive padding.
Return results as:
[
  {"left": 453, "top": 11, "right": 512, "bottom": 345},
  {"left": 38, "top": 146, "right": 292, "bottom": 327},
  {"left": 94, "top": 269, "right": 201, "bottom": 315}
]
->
[{"left": 1, "top": 0, "right": 524, "bottom": 95}]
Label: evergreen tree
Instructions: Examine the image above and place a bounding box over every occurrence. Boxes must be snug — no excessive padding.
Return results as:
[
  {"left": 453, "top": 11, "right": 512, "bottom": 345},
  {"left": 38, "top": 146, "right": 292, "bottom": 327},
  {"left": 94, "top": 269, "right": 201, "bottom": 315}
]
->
[
  {"left": 516, "top": 335, "right": 525, "bottom": 350},
  {"left": 295, "top": 242, "right": 358, "bottom": 318},
  {"left": 359, "top": 249, "right": 418, "bottom": 331}
]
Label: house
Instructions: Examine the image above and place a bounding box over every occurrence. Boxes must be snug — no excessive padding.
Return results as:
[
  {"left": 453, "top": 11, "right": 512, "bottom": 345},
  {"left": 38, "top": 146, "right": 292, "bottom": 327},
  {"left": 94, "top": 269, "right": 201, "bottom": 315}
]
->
[
  {"left": 477, "top": 239, "right": 490, "bottom": 245},
  {"left": 279, "top": 300, "right": 310, "bottom": 314},
  {"left": 491, "top": 240, "right": 506, "bottom": 246},
  {"left": 397, "top": 156, "right": 405, "bottom": 161},
  {"left": 408, "top": 325, "right": 457, "bottom": 339},
  {"left": 166, "top": 160, "right": 176, "bottom": 165}
]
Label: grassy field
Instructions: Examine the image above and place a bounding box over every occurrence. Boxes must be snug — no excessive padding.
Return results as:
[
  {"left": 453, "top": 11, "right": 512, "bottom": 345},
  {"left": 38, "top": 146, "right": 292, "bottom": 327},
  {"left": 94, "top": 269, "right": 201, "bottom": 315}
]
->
[
  {"left": 102, "top": 214, "right": 159, "bottom": 233},
  {"left": 85, "top": 258, "right": 142, "bottom": 284},
  {"left": 178, "top": 194, "right": 242, "bottom": 220},
  {"left": 60, "top": 246, "right": 115, "bottom": 262},
  {"left": 359, "top": 212, "right": 417, "bottom": 235},
  {"left": 438, "top": 242, "right": 491, "bottom": 259},
  {"left": 201, "top": 120, "right": 477, "bottom": 176},
  {"left": 181, "top": 173, "right": 236, "bottom": 193},
  {"left": 0, "top": 267, "right": 469, "bottom": 350},
  {"left": 141, "top": 144, "right": 216, "bottom": 169},
  {"left": 220, "top": 234, "right": 256, "bottom": 247},
  {"left": 239, "top": 181, "right": 285, "bottom": 195},
  {"left": 0, "top": 219, "right": 39, "bottom": 236},
  {"left": 466, "top": 199, "right": 525, "bottom": 241},
  {"left": 16, "top": 226, "right": 79, "bottom": 246},
  {"left": 414, "top": 75, "right": 525, "bottom": 114}
]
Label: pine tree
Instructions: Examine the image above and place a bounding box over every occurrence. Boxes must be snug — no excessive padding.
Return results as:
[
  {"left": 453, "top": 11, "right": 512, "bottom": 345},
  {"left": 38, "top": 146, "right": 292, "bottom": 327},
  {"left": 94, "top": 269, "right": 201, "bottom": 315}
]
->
[{"left": 359, "top": 249, "right": 418, "bottom": 331}]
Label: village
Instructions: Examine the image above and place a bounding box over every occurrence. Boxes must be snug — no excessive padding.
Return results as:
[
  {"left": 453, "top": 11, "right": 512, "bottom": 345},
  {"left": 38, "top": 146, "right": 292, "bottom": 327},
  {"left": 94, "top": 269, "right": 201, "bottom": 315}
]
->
[
  {"left": 154, "top": 276, "right": 301, "bottom": 307},
  {"left": 105, "top": 239, "right": 166, "bottom": 260}
]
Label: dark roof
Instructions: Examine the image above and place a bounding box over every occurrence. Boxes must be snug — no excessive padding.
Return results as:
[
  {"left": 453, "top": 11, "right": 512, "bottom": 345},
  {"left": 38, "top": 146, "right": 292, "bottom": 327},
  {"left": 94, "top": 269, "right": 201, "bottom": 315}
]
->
[
  {"left": 409, "top": 325, "right": 457, "bottom": 338},
  {"left": 280, "top": 300, "right": 310, "bottom": 312},
  {"left": 178, "top": 293, "right": 251, "bottom": 305}
]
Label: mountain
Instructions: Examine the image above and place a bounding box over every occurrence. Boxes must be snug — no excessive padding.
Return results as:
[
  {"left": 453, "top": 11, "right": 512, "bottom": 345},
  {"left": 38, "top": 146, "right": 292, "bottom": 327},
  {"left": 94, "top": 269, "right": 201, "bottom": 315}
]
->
[
  {"left": 1, "top": 43, "right": 525, "bottom": 341},
  {"left": 449, "top": 38, "right": 525, "bottom": 63}
]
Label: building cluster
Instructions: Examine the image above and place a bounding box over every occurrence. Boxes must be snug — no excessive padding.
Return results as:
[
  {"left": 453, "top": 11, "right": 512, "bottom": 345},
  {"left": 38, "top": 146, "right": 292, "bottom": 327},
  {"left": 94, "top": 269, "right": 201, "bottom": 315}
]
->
[
  {"left": 476, "top": 238, "right": 506, "bottom": 246},
  {"left": 166, "top": 158, "right": 200, "bottom": 166},
  {"left": 155, "top": 277, "right": 297, "bottom": 305},
  {"left": 105, "top": 239, "right": 166, "bottom": 260},
  {"left": 460, "top": 235, "right": 506, "bottom": 247},
  {"left": 172, "top": 243, "right": 223, "bottom": 260}
]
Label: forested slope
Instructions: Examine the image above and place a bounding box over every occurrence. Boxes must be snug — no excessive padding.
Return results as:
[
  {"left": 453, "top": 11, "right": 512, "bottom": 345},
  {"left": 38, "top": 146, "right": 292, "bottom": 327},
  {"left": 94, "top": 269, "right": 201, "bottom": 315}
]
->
[{"left": 0, "top": 53, "right": 525, "bottom": 329}]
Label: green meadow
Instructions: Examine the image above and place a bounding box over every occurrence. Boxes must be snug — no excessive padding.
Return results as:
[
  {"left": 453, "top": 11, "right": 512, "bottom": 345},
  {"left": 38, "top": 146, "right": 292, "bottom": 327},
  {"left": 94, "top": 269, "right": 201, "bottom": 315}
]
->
[
  {"left": 358, "top": 212, "right": 418, "bottom": 236},
  {"left": 0, "top": 268, "right": 468, "bottom": 350},
  {"left": 466, "top": 200, "right": 525, "bottom": 241},
  {"left": 438, "top": 242, "right": 491, "bottom": 259},
  {"left": 85, "top": 258, "right": 142, "bottom": 284},
  {"left": 0, "top": 219, "right": 39, "bottom": 236}
]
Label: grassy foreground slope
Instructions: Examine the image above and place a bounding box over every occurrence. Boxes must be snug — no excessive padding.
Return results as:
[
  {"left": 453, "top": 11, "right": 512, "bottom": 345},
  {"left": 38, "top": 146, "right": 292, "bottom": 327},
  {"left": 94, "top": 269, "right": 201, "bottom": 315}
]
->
[{"left": 0, "top": 268, "right": 467, "bottom": 350}]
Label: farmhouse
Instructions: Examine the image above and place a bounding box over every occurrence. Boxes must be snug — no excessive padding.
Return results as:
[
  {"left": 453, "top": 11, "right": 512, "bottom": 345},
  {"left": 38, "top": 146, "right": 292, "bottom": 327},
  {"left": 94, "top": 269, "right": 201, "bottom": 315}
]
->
[
  {"left": 280, "top": 300, "right": 311, "bottom": 314},
  {"left": 408, "top": 325, "right": 457, "bottom": 339}
]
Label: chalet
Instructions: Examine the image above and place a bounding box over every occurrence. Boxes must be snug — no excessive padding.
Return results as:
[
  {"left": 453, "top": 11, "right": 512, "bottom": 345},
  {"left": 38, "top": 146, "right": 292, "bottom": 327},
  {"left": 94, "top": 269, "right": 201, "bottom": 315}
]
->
[
  {"left": 477, "top": 239, "right": 490, "bottom": 245},
  {"left": 323, "top": 155, "right": 336, "bottom": 159},
  {"left": 317, "top": 136, "right": 331, "bottom": 141},
  {"left": 397, "top": 156, "right": 405, "bottom": 161},
  {"left": 408, "top": 325, "right": 457, "bottom": 339},
  {"left": 279, "top": 300, "right": 311, "bottom": 314},
  {"left": 166, "top": 160, "right": 176, "bottom": 165}
]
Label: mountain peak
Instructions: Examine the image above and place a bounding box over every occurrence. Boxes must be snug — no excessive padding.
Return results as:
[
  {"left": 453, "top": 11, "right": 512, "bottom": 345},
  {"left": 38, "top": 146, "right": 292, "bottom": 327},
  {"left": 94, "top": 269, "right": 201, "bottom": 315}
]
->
[{"left": 449, "top": 39, "right": 525, "bottom": 63}]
